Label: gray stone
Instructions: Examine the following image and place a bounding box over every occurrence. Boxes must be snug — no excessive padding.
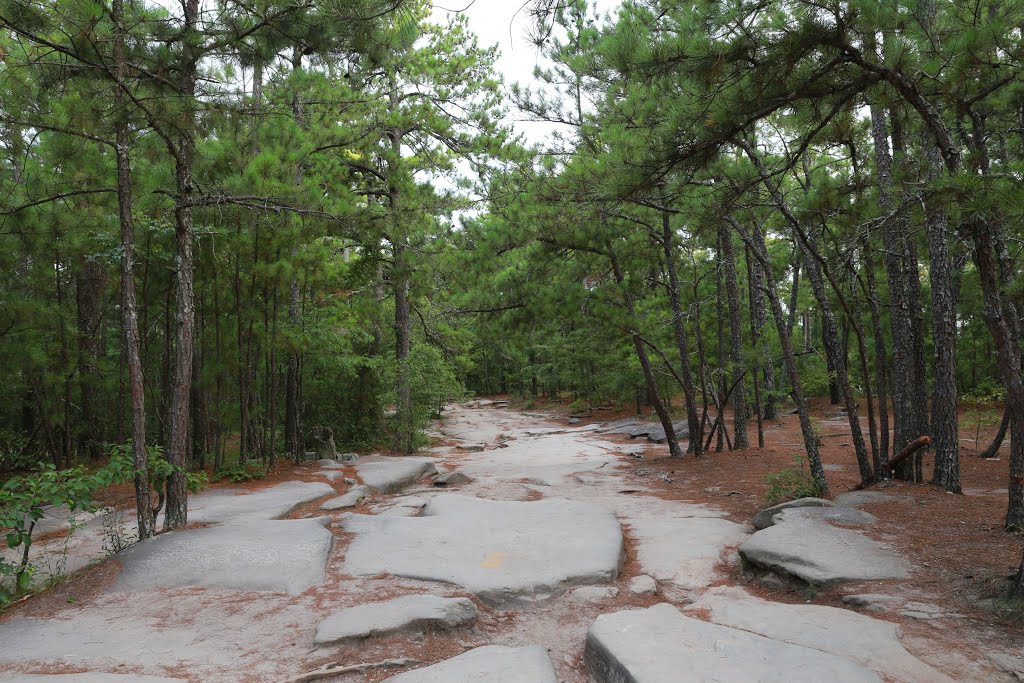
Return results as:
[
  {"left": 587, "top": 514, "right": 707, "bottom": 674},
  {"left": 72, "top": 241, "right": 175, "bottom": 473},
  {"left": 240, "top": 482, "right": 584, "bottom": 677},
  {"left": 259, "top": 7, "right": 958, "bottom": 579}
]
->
[
  {"left": 343, "top": 494, "right": 623, "bottom": 605},
  {"left": 752, "top": 497, "right": 835, "bottom": 530},
  {"left": 321, "top": 485, "right": 368, "bottom": 510},
  {"left": 600, "top": 418, "right": 641, "bottom": 432},
  {"left": 568, "top": 586, "right": 620, "bottom": 603},
  {"left": 739, "top": 516, "right": 909, "bottom": 585},
  {"left": 628, "top": 575, "right": 657, "bottom": 594},
  {"left": 842, "top": 593, "right": 902, "bottom": 612},
  {"left": 773, "top": 506, "right": 877, "bottom": 527},
  {"left": 356, "top": 456, "right": 437, "bottom": 493},
  {"left": 384, "top": 645, "right": 557, "bottom": 683},
  {"left": 833, "top": 490, "right": 907, "bottom": 508},
  {"left": 686, "top": 587, "right": 955, "bottom": 683},
  {"left": 314, "top": 595, "right": 477, "bottom": 645},
  {"left": 115, "top": 517, "right": 333, "bottom": 594},
  {"left": 339, "top": 452, "right": 359, "bottom": 461},
  {"left": 186, "top": 480, "right": 335, "bottom": 524},
  {"left": 433, "top": 470, "right": 472, "bottom": 486},
  {"left": 629, "top": 512, "right": 749, "bottom": 590},
  {"left": 645, "top": 421, "right": 689, "bottom": 444},
  {"left": 457, "top": 443, "right": 487, "bottom": 452},
  {"left": 585, "top": 603, "right": 881, "bottom": 682},
  {"left": 371, "top": 495, "right": 428, "bottom": 517},
  {"left": 319, "top": 470, "right": 345, "bottom": 482},
  {"left": 318, "top": 459, "right": 343, "bottom": 468},
  {"left": 608, "top": 422, "right": 657, "bottom": 437}
]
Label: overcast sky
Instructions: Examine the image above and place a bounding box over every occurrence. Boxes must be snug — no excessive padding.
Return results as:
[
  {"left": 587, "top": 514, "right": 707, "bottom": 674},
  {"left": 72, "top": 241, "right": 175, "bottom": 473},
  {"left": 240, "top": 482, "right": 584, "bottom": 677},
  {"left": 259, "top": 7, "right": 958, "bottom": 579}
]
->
[{"left": 430, "top": 0, "right": 618, "bottom": 145}]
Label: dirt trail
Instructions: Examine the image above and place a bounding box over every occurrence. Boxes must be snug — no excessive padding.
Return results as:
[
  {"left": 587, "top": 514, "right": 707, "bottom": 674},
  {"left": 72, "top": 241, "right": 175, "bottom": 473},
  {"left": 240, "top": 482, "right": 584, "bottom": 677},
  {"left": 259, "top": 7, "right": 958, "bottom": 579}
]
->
[{"left": 0, "top": 402, "right": 1014, "bottom": 682}]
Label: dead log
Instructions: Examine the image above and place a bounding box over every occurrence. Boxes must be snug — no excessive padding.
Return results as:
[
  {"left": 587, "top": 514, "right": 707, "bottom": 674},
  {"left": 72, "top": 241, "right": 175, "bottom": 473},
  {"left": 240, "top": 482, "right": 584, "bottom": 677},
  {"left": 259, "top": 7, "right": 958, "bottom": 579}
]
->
[{"left": 885, "top": 436, "right": 931, "bottom": 477}]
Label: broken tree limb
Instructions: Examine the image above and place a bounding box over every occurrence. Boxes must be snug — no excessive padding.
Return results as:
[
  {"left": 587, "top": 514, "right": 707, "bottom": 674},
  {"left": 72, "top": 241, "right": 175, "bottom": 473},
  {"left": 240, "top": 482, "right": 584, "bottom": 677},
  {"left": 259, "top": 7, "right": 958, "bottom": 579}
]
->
[
  {"left": 286, "top": 658, "right": 420, "bottom": 683},
  {"left": 885, "top": 436, "right": 931, "bottom": 477}
]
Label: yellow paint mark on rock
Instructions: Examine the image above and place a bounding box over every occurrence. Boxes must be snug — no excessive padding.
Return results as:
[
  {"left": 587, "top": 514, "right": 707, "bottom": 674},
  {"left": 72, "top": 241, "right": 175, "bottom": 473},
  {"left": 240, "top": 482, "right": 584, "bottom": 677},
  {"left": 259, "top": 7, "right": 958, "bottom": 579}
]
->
[{"left": 480, "top": 552, "right": 510, "bottom": 568}]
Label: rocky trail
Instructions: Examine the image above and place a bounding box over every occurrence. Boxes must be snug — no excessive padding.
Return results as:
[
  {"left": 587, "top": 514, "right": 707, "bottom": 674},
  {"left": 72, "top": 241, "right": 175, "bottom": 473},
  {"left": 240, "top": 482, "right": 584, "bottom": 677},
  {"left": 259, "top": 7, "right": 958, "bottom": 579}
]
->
[{"left": 0, "top": 402, "right": 1017, "bottom": 682}]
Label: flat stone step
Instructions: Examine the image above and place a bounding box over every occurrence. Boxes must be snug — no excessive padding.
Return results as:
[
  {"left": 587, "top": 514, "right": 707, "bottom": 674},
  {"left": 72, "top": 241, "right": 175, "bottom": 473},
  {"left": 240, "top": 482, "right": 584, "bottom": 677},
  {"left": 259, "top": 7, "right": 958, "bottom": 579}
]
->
[
  {"left": 384, "top": 645, "right": 557, "bottom": 682},
  {"left": 315, "top": 595, "right": 477, "bottom": 645},
  {"left": 342, "top": 494, "right": 622, "bottom": 605},
  {"left": 585, "top": 603, "right": 881, "bottom": 682},
  {"left": 114, "top": 517, "right": 333, "bottom": 595}
]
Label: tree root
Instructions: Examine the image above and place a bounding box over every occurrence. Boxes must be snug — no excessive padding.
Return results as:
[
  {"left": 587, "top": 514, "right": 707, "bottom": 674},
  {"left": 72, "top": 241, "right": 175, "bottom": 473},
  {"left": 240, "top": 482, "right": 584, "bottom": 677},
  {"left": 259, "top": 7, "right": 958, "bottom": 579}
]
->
[{"left": 286, "top": 657, "right": 420, "bottom": 682}]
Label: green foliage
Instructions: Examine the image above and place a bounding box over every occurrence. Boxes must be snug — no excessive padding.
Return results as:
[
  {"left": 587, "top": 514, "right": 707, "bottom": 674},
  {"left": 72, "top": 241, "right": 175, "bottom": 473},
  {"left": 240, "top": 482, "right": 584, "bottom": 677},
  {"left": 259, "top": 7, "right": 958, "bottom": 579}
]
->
[
  {"left": 0, "top": 459, "right": 132, "bottom": 606},
  {"left": 390, "top": 343, "right": 466, "bottom": 436},
  {"left": 212, "top": 463, "right": 267, "bottom": 484},
  {"left": 763, "top": 456, "right": 820, "bottom": 505}
]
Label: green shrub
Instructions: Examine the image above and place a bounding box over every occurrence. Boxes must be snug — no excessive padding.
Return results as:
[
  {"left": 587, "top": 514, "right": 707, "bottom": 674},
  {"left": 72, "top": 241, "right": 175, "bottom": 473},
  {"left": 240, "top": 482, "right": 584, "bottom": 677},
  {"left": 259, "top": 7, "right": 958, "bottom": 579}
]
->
[
  {"left": 764, "top": 455, "right": 819, "bottom": 505},
  {"left": 1, "top": 457, "right": 134, "bottom": 606},
  {"left": 212, "top": 462, "right": 266, "bottom": 484}
]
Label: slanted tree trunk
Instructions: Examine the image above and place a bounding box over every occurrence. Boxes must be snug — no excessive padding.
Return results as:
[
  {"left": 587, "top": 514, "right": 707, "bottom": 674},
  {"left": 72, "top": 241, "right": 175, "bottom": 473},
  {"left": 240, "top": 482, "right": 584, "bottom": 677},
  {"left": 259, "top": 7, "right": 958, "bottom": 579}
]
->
[
  {"left": 728, "top": 217, "right": 829, "bottom": 496},
  {"left": 741, "top": 141, "right": 873, "bottom": 484},
  {"left": 661, "top": 210, "right": 701, "bottom": 455},
  {"left": 746, "top": 245, "right": 765, "bottom": 448},
  {"left": 608, "top": 248, "right": 683, "bottom": 459}
]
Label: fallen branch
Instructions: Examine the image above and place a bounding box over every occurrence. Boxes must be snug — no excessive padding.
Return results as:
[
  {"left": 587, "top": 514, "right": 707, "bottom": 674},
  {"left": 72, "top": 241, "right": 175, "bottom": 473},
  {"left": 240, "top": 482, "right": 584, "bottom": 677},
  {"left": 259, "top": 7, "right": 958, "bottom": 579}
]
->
[
  {"left": 877, "top": 435, "right": 932, "bottom": 479},
  {"left": 286, "top": 658, "right": 420, "bottom": 683}
]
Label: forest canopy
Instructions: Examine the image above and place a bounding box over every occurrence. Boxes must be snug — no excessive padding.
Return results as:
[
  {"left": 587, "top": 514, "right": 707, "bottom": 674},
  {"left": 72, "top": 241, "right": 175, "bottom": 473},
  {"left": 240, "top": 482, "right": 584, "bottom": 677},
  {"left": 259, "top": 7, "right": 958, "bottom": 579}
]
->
[{"left": 1, "top": 0, "right": 1023, "bottom": 543}]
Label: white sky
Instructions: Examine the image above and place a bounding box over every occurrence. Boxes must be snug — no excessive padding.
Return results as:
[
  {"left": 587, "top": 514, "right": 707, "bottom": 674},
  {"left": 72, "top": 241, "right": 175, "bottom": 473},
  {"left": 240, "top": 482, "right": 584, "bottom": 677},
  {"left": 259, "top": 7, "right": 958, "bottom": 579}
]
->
[{"left": 430, "top": 0, "right": 619, "bottom": 145}]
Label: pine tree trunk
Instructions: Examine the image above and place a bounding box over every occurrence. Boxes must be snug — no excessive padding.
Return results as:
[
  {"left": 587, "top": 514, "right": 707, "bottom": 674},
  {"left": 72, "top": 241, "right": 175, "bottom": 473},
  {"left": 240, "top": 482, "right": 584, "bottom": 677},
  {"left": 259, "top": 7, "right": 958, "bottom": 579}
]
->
[
  {"left": 661, "top": 210, "right": 701, "bottom": 455},
  {"left": 163, "top": 0, "right": 200, "bottom": 531},
  {"left": 870, "top": 103, "right": 920, "bottom": 479},
  {"left": 609, "top": 248, "right": 682, "bottom": 458},
  {"left": 741, "top": 142, "right": 873, "bottom": 483},
  {"left": 75, "top": 257, "right": 105, "bottom": 460},
  {"left": 863, "top": 241, "right": 890, "bottom": 475},
  {"left": 719, "top": 224, "right": 748, "bottom": 449},
  {"left": 728, "top": 217, "right": 828, "bottom": 495}
]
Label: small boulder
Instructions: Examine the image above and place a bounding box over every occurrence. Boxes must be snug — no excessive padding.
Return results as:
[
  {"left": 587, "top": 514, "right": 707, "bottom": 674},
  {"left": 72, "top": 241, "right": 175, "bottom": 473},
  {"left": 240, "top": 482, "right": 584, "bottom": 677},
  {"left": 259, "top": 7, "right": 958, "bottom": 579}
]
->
[
  {"left": 321, "top": 485, "right": 368, "bottom": 510},
  {"left": 433, "top": 471, "right": 472, "bottom": 487},
  {"left": 752, "top": 497, "right": 834, "bottom": 530},
  {"left": 628, "top": 575, "right": 657, "bottom": 595},
  {"left": 314, "top": 595, "right": 477, "bottom": 645}
]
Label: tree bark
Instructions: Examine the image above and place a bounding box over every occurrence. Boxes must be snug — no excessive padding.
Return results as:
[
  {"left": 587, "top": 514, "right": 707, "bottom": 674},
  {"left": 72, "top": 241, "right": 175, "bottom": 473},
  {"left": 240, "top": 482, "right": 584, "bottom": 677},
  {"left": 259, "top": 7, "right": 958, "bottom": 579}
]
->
[
  {"left": 661, "top": 210, "right": 701, "bottom": 455},
  {"left": 163, "top": 0, "right": 200, "bottom": 531},
  {"left": 609, "top": 248, "right": 683, "bottom": 459},
  {"left": 740, "top": 142, "right": 873, "bottom": 484},
  {"left": 719, "top": 224, "right": 748, "bottom": 449},
  {"left": 728, "top": 217, "right": 829, "bottom": 496}
]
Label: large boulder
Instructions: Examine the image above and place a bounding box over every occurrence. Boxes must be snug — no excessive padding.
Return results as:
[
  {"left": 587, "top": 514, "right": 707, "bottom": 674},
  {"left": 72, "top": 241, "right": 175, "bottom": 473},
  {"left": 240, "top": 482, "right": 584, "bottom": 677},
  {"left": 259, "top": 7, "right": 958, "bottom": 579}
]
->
[
  {"left": 355, "top": 457, "right": 437, "bottom": 494},
  {"left": 585, "top": 603, "right": 881, "bottom": 682},
  {"left": 314, "top": 595, "right": 477, "bottom": 645},
  {"left": 752, "top": 497, "right": 834, "bottom": 530},
  {"left": 342, "top": 494, "right": 622, "bottom": 605},
  {"left": 384, "top": 645, "right": 557, "bottom": 683},
  {"left": 739, "top": 515, "right": 908, "bottom": 585}
]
